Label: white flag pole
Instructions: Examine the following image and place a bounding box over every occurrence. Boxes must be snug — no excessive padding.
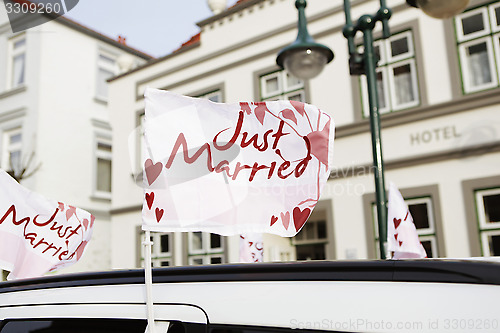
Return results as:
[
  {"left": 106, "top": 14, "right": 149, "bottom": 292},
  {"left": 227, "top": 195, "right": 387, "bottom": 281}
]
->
[{"left": 143, "top": 230, "right": 156, "bottom": 333}]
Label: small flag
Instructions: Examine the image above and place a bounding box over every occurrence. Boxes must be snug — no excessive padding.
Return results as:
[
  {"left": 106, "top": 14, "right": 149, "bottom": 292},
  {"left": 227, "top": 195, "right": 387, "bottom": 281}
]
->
[
  {"left": 0, "top": 169, "right": 94, "bottom": 279},
  {"left": 387, "top": 182, "right": 427, "bottom": 259},
  {"left": 240, "top": 233, "right": 264, "bottom": 263},
  {"left": 140, "top": 88, "right": 334, "bottom": 237}
]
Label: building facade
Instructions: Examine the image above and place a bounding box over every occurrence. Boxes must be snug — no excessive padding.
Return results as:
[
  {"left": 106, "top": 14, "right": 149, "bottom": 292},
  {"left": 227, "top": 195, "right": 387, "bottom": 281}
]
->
[
  {"left": 0, "top": 9, "right": 152, "bottom": 279},
  {"left": 107, "top": 0, "right": 500, "bottom": 269}
]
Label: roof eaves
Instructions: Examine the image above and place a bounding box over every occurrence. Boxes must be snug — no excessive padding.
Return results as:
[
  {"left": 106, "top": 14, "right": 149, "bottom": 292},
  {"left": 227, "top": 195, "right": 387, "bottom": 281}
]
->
[
  {"left": 196, "top": 0, "right": 265, "bottom": 28},
  {"left": 108, "top": 39, "right": 201, "bottom": 82}
]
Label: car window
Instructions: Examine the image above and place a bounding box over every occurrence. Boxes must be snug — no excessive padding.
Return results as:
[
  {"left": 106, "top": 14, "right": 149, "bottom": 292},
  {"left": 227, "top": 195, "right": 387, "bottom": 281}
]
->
[{"left": 0, "top": 318, "right": 147, "bottom": 333}]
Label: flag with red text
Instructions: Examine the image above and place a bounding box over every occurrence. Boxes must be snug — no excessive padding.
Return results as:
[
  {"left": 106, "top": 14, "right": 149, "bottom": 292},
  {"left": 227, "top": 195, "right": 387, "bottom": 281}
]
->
[
  {"left": 0, "top": 169, "right": 94, "bottom": 280},
  {"left": 387, "top": 182, "right": 427, "bottom": 259},
  {"left": 141, "top": 88, "right": 334, "bottom": 236}
]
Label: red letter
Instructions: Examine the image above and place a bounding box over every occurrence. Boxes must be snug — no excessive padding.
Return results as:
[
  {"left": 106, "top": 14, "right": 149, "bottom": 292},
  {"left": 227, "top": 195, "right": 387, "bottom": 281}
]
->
[
  {"left": 165, "top": 133, "right": 214, "bottom": 172},
  {"left": 213, "top": 111, "right": 244, "bottom": 151},
  {"left": 277, "top": 161, "right": 293, "bottom": 179}
]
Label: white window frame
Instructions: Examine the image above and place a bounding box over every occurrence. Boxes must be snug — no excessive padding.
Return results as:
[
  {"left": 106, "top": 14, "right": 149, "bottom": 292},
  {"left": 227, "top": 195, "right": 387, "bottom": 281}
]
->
[
  {"left": 361, "top": 68, "right": 391, "bottom": 117},
  {"left": 360, "top": 30, "right": 419, "bottom": 117},
  {"left": 480, "top": 229, "right": 500, "bottom": 257},
  {"left": 1, "top": 127, "right": 22, "bottom": 172},
  {"left": 140, "top": 232, "right": 173, "bottom": 267},
  {"left": 188, "top": 254, "right": 224, "bottom": 266},
  {"left": 476, "top": 188, "right": 500, "bottom": 230},
  {"left": 489, "top": 2, "right": 500, "bottom": 32},
  {"left": 385, "top": 30, "right": 415, "bottom": 63},
  {"left": 387, "top": 58, "right": 420, "bottom": 111},
  {"left": 96, "top": 50, "right": 118, "bottom": 101},
  {"left": 456, "top": 6, "right": 490, "bottom": 42},
  {"left": 187, "top": 232, "right": 225, "bottom": 265},
  {"left": 260, "top": 70, "right": 305, "bottom": 102},
  {"left": 458, "top": 36, "right": 498, "bottom": 93},
  {"left": 196, "top": 89, "right": 223, "bottom": 103},
  {"left": 260, "top": 71, "right": 282, "bottom": 99},
  {"left": 372, "top": 196, "right": 437, "bottom": 258},
  {"left": 7, "top": 35, "right": 26, "bottom": 90},
  {"left": 94, "top": 135, "right": 112, "bottom": 199}
]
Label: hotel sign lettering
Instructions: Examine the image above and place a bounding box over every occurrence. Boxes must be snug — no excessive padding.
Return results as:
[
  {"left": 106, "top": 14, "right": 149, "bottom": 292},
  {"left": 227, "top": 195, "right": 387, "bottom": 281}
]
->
[{"left": 410, "top": 126, "right": 460, "bottom": 146}]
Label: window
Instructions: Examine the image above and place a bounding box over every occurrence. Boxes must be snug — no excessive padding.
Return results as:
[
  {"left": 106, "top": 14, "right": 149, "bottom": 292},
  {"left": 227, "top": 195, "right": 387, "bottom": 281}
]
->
[
  {"left": 188, "top": 232, "right": 225, "bottom": 265},
  {"left": 8, "top": 36, "right": 26, "bottom": 89},
  {"left": 140, "top": 231, "right": 173, "bottom": 267},
  {"left": 372, "top": 196, "right": 438, "bottom": 258},
  {"left": 359, "top": 30, "right": 419, "bottom": 116},
  {"left": 0, "top": 319, "right": 147, "bottom": 333},
  {"left": 1, "top": 127, "right": 22, "bottom": 174},
  {"left": 475, "top": 188, "right": 500, "bottom": 256},
  {"left": 96, "top": 52, "right": 118, "bottom": 100},
  {"left": 196, "top": 89, "right": 223, "bottom": 102},
  {"left": 292, "top": 219, "right": 328, "bottom": 260},
  {"left": 260, "top": 70, "right": 305, "bottom": 101},
  {"left": 455, "top": 2, "right": 500, "bottom": 93},
  {"left": 95, "top": 137, "right": 112, "bottom": 198}
]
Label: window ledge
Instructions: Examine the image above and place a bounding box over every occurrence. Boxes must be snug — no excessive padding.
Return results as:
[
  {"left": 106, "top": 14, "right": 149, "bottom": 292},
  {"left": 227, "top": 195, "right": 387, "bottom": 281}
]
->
[
  {"left": 0, "top": 85, "right": 27, "bottom": 99},
  {"left": 91, "top": 192, "right": 112, "bottom": 201},
  {"left": 94, "top": 96, "right": 108, "bottom": 105}
]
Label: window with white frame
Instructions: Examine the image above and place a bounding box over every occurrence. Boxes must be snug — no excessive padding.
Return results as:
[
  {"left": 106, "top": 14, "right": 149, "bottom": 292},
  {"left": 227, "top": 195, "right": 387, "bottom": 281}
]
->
[
  {"left": 260, "top": 70, "right": 305, "bottom": 102},
  {"left": 360, "top": 30, "right": 419, "bottom": 117},
  {"left": 96, "top": 51, "right": 118, "bottom": 100},
  {"left": 196, "top": 89, "right": 223, "bottom": 102},
  {"left": 373, "top": 196, "right": 437, "bottom": 258},
  {"left": 1, "top": 127, "right": 22, "bottom": 174},
  {"left": 95, "top": 137, "right": 112, "bottom": 198},
  {"left": 455, "top": 2, "right": 500, "bottom": 93},
  {"left": 8, "top": 36, "right": 26, "bottom": 89},
  {"left": 292, "top": 219, "right": 328, "bottom": 260},
  {"left": 475, "top": 188, "right": 500, "bottom": 256},
  {"left": 188, "top": 232, "right": 225, "bottom": 265},
  {"left": 140, "top": 231, "right": 173, "bottom": 267}
]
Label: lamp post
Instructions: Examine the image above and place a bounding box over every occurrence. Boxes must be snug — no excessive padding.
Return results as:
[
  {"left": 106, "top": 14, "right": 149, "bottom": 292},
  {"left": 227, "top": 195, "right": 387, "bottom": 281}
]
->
[{"left": 276, "top": 0, "right": 469, "bottom": 260}]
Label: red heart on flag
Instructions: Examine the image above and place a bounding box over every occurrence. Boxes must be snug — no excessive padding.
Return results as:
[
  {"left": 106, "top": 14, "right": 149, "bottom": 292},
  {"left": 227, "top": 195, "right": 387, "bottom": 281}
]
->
[
  {"left": 144, "top": 159, "right": 163, "bottom": 186},
  {"left": 281, "top": 211, "right": 290, "bottom": 230},
  {"left": 155, "top": 208, "right": 164, "bottom": 222},
  {"left": 393, "top": 218, "right": 402, "bottom": 229},
  {"left": 394, "top": 233, "right": 398, "bottom": 241},
  {"left": 270, "top": 215, "right": 278, "bottom": 226},
  {"left": 399, "top": 241, "right": 403, "bottom": 247},
  {"left": 293, "top": 207, "right": 311, "bottom": 232},
  {"left": 145, "top": 192, "right": 154, "bottom": 210}
]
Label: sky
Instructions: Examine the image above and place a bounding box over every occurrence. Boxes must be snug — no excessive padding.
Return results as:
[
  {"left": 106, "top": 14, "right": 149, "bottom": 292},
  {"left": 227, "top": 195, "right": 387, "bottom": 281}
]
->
[{"left": 65, "top": 0, "right": 239, "bottom": 58}]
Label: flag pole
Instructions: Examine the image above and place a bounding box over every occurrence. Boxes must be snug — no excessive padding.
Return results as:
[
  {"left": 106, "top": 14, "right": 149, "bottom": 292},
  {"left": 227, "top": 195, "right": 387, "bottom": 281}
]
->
[{"left": 143, "top": 230, "right": 156, "bottom": 333}]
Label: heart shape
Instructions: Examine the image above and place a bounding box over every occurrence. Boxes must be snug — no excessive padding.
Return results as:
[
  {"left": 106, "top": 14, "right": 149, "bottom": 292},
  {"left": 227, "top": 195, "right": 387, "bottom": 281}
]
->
[
  {"left": 393, "top": 218, "right": 402, "bottom": 229},
  {"left": 394, "top": 233, "right": 399, "bottom": 241},
  {"left": 155, "top": 208, "right": 164, "bottom": 222},
  {"left": 399, "top": 241, "right": 403, "bottom": 247},
  {"left": 145, "top": 192, "right": 155, "bottom": 210},
  {"left": 293, "top": 207, "right": 311, "bottom": 232},
  {"left": 281, "top": 211, "right": 290, "bottom": 230},
  {"left": 144, "top": 159, "right": 163, "bottom": 186},
  {"left": 270, "top": 215, "right": 278, "bottom": 226}
]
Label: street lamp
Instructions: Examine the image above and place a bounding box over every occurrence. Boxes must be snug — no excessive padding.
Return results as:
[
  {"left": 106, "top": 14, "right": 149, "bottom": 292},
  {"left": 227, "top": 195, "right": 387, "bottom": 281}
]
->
[
  {"left": 276, "top": 0, "right": 470, "bottom": 260},
  {"left": 276, "top": 0, "right": 333, "bottom": 79},
  {"left": 406, "top": 0, "right": 470, "bottom": 19}
]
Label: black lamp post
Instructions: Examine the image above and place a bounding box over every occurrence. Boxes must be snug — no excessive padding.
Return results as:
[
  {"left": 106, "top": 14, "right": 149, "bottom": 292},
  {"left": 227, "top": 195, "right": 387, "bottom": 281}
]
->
[{"left": 276, "top": 0, "right": 470, "bottom": 259}]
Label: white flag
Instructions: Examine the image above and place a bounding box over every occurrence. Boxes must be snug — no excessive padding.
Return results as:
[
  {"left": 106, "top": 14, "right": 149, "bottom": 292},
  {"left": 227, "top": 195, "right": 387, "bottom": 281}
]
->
[
  {"left": 0, "top": 169, "right": 94, "bottom": 279},
  {"left": 141, "top": 88, "right": 334, "bottom": 236},
  {"left": 239, "top": 233, "right": 264, "bottom": 263},
  {"left": 387, "top": 182, "right": 427, "bottom": 259}
]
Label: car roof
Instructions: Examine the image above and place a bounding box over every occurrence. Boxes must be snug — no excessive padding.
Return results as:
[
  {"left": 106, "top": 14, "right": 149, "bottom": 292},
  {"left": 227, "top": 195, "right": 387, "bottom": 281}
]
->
[{"left": 2, "top": 259, "right": 500, "bottom": 294}]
